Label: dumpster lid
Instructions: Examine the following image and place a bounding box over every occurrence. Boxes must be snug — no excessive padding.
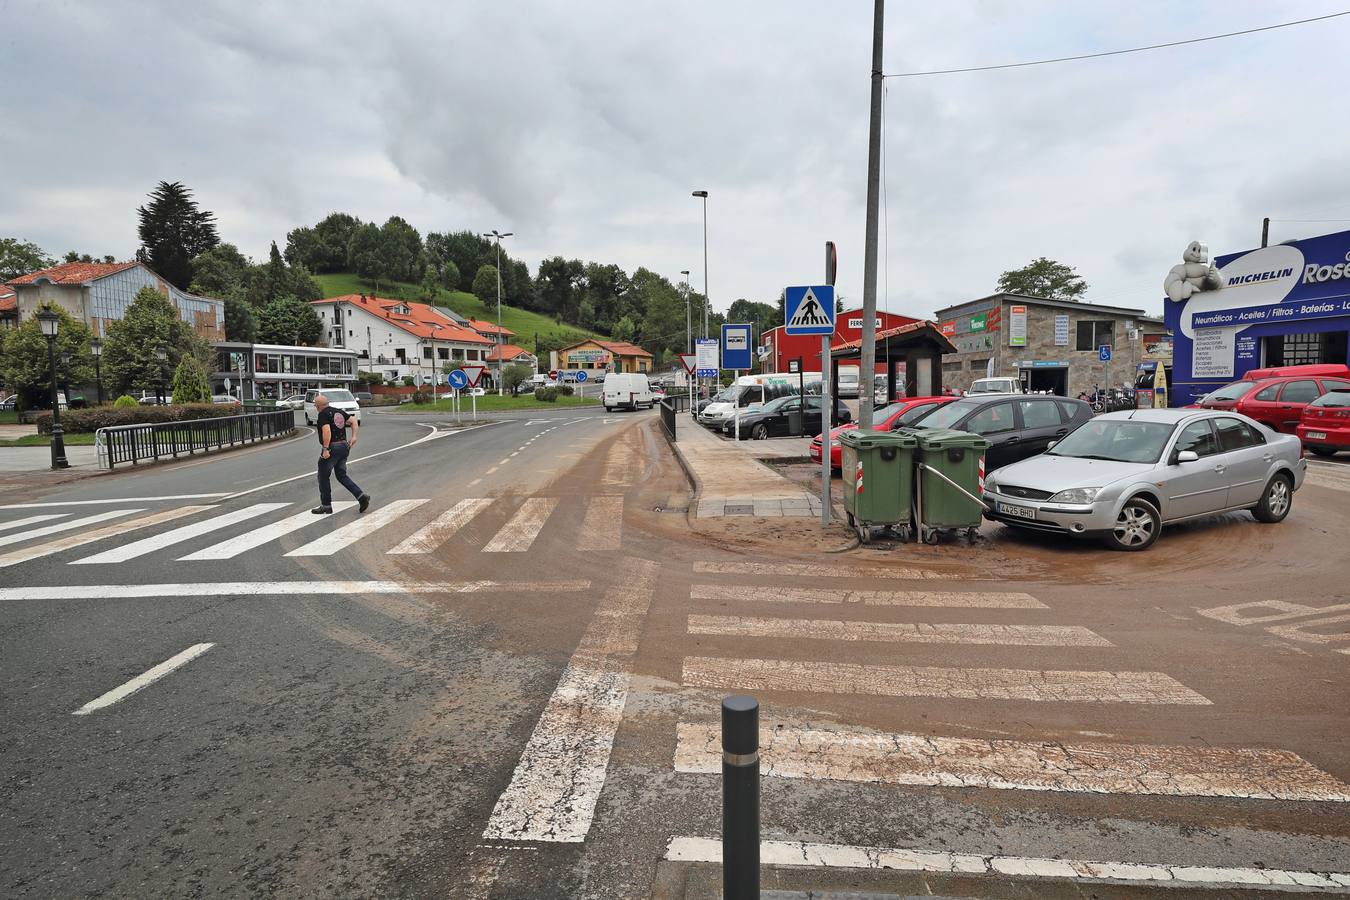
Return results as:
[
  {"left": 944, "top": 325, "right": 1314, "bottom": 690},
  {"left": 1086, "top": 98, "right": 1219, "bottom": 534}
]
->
[
  {"left": 838, "top": 429, "right": 918, "bottom": 449},
  {"left": 911, "top": 427, "right": 991, "bottom": 451}
]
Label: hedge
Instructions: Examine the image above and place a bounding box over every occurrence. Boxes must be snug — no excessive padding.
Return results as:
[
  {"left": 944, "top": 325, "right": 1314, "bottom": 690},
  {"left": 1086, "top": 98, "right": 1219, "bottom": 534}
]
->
[{"left": 35, "top": 403, "right": 245, "bottom": 435}]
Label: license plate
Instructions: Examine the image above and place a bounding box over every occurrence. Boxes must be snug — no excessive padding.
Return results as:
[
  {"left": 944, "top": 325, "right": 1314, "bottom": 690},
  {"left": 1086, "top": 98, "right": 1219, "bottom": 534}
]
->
[
  {"left": 999, "top": 502, "right": 1037, "bottom": 520},
  {"left": 1305, "top": 431, "right": 1327, "bottom": 440}
]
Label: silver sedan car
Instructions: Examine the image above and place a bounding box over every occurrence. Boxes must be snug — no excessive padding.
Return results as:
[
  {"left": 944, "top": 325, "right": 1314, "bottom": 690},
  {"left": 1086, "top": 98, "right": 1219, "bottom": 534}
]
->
[{"left": 982, "top": 409, "right": 1306, "bottom": 551}]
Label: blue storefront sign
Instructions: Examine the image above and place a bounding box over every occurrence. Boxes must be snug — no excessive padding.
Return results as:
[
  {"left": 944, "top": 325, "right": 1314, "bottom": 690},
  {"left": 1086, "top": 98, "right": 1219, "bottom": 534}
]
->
[{"left": 1165, "top": 228, "right": 1350, "bottom": 404}]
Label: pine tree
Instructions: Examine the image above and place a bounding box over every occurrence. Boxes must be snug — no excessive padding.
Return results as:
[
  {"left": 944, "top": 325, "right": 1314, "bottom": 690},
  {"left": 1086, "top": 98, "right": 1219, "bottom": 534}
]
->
[
  {"left": 171, "top": 355, "right": 212, "bottom": 404},
  {"left": 136, "top": 181, "right": 219, "bottom": 289}
]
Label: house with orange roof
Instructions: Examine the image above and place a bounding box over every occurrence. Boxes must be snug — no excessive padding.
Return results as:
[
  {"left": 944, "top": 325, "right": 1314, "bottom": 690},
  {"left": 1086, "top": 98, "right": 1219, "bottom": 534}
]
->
[
  {"left": 485, "top": 343, "right": 538, "bottom": 369},
  {"left": 311, "top": 294, "right": 495, "bottom": 383},
  {"left": 555, "top": 338, "right": 654, "bottom": 375},
  {"left": 465, "top": 319, "right": 515, "bottom": 345}
]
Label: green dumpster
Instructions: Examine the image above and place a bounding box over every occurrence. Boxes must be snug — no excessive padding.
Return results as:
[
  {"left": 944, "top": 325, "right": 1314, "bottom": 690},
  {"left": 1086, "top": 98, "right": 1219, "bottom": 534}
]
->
[
  {"left": 838, "top": 429, "right": 918, "bottom": 543},
  {"left": 914, "top": 428, "right": 991, "bottom": 543}
]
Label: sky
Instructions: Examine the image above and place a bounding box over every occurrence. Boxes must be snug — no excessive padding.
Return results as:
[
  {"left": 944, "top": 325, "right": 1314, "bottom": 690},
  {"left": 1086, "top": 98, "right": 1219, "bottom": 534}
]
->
[{"left": 4, "top": 1, "right": 1350, "bottom": 321}]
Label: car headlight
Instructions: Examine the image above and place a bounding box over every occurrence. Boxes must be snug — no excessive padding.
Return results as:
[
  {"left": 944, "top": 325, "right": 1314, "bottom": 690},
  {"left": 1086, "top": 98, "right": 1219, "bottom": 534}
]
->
[{"left": 1047, "top": 487, "right": 1101, "bottom": 504}]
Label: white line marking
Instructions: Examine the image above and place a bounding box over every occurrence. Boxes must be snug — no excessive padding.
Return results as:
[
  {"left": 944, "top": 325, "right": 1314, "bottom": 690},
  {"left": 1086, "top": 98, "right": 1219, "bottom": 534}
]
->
[
  {"left": 72, "top": 503, "right": 291, "bottom": 564},
  {"left": 0, "top": 513, "right": 70, "bottom": 533},
  {"left": 602, "top": 443, "right": 633, "bottom": 486},
  {"left": 179, "top": 502, "right": 356, "bottom": 560},
  {"left": 286, "top": 499, "right": 428, "bottom": 557},
  {"left": 0, "top": 507, "right": 209, "bottom": 568},
  {"left": 71, "top": 643, "right": 215, "bottom": 715},
  {"left": 691, "top": 584, "right": 1044, "bottom": 608},
  {"left": 468, "top": 478, "right": 482, "bottom": 486},
  {"left": 0, "top": 508, "right": 141, "bottom": 549},
  {"left": 695, "top": 561, "right": 947, "bottom": 580},
  {"left": 663, "top": 836, "right": 1350, "bottom": 890},
  {"left": 673, "top": 723, "right": 1350, "bottom": 801},
  {"left": 483, "top": 561, "right": 657, "bottom": 842},
  {"left": 577, "top": 496, "right": 623, "bottom": 551},
  {"left": 483, "top": 498, "right": 558, "bottom": 553},
  {"left": 0, "top": 494, "right": 227, "bottom": 510},
  {"left": 0, "top": 580, "right": 590, "bottom": 601},
  {"left": 387, "top": 499, "right": 493, "bottom": 554},
  {"left": 682, "top": 657, "right": 1211, "bottom": 705},
  {"left": 688, "top": 616, "right": 1110, "bottom": 647},
  {"left": 485, "top": 467, "right": 499, "bottom": 475}
]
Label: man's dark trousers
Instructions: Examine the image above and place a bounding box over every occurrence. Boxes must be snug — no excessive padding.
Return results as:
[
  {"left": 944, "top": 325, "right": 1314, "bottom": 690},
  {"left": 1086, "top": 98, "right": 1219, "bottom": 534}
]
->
[{"left": 318, "top": 441, "right": 363, "bottom": 507}]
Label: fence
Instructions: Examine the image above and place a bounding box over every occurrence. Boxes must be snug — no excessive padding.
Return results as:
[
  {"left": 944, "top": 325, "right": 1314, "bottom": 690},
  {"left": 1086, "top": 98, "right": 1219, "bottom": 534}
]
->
[
  {"left": 96, "top": 408, "right": 296, "bottom": 469},
  {"left": 659, "top": 397, "right": 678, "bottom": 441}
]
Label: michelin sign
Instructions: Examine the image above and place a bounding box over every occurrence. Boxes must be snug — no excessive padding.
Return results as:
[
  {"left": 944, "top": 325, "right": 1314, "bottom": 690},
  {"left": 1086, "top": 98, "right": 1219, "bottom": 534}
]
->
[{"left": 1164, "top": 229, "right": 1350, "bottom": 404}]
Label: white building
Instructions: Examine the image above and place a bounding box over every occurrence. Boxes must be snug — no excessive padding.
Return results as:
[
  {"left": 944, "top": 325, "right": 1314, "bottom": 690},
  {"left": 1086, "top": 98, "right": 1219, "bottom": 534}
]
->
[{"left": 311, "top": 294, "right": 495, "bottom": 383}]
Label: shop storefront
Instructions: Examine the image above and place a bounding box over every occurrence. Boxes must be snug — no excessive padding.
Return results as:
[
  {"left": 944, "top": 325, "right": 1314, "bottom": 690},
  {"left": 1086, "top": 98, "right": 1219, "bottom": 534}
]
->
[{"left": 1165, "top": 229, "right": 1350, "bottom": 405}]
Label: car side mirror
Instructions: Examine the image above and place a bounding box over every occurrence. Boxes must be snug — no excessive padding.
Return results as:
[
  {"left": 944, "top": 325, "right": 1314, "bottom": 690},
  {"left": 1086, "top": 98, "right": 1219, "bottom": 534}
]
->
[
  {"left": 1175, "top": 450, "right": 1199, "bottom": 464},
  {"left": 1047, "top": 440, "right": 1057, "bottom": 450}
]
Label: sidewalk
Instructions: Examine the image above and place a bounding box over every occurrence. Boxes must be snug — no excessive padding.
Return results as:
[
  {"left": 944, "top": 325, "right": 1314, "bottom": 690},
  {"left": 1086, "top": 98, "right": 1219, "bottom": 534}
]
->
[
  {"left": 0, "top": 445, "right": 100, "bottom": 472},
  {"left": 669, "top": 417, "right": 823, "bottom": 518}
]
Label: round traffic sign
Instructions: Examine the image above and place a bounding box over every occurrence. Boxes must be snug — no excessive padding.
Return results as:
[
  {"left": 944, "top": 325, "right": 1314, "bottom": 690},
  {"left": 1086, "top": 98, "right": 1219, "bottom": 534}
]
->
[
  {"left": 447, "top": 369, "right": 469, "bottom": 390},
  {"left": 574, "top": 370, "right": 587, "bottom": 383},
  {"left": 549, "top": 370, "right": 558, "bottom": 379}
]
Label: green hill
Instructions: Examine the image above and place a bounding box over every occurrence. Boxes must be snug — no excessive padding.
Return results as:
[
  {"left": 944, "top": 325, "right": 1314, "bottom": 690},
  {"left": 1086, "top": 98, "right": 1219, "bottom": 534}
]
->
[{"left": 313, "top": 272, "right": 602, "bottom": 349}]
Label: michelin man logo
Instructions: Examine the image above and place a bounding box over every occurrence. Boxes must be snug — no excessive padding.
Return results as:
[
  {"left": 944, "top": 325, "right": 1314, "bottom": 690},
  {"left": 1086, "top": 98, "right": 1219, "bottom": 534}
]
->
[{"left": 1164, "top": 240, "right": 1225, "bottom": 303}]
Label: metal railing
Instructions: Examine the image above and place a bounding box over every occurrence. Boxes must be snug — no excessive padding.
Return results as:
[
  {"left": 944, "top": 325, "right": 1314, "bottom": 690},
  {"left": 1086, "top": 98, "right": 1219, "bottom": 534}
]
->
[
  {"left": 96, "top": 409, "right": 297, "bottom": 469},
  {"left": 659, "top": 397, "right": 677, "bottom": 442}
]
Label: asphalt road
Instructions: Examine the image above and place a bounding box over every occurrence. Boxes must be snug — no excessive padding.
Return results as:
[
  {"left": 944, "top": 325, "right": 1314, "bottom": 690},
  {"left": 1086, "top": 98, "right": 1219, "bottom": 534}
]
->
[{"left": 1, "top": 411, "right": 1348, "bottom": 898}]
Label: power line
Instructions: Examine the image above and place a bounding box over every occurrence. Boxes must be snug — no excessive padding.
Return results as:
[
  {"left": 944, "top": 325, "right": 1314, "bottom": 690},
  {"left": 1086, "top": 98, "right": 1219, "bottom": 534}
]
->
[{"left": 883, "top": 11, "right": 1350, "bottom": 78}]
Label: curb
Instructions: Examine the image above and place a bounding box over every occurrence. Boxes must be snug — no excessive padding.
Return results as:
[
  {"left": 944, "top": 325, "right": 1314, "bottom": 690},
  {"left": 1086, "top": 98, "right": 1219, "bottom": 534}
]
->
[{"left": 658, "top": 419, "right": 703, "bottom": 526}]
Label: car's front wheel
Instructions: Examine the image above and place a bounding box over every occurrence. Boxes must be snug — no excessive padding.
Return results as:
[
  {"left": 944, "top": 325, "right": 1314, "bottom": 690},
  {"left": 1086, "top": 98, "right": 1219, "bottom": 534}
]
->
[
  {"left": 751, "top": 423, "right": 769, "bottom": 440},
  {"left": 1104, "top": 497, "right": 1160, "bottom": 551},
  {"left": 1252, "top": 473, "right": 1293, "bottom": 523}
]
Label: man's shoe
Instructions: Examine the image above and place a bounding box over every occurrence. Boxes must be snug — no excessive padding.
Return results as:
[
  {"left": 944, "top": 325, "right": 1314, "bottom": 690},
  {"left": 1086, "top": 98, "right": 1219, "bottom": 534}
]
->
[
  {"left": 311, "top": 505, "right": 334, "bottom": 514},
  {"left": 358, "top": 493, "right": 371, "bottom": 513}
]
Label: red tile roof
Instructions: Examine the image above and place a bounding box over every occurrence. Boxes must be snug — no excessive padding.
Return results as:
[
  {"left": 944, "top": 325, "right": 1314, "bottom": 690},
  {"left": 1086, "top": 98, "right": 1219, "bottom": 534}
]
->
[
  {"left": 485, "top": 343, "right": 535, "bottom": 363},
  {"left": 313, "top": 294, "right": 493, "bottom": 344},
  {"left": 0, "top": 293, "right": 16, "bottom": 314},
  {"left": 560, "top": 338, "right": 653, "bottom": 359},
  {"left": 5, "top": 260, "right": 138, "bottom": 286},
  {"left": 466, "top": 319, "right": 515, "bottom": 337}
]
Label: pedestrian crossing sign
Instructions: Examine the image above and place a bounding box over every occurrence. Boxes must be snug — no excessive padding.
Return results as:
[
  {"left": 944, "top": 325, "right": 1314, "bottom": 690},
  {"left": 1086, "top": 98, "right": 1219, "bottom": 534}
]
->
[{"left": 784, "top": 285, "right": 836, "bottom": 335}]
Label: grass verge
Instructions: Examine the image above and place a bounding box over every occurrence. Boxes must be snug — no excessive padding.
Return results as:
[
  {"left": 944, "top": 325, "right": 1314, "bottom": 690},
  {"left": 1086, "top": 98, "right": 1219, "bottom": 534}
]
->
[{"left": 0, "top": 433, "right": 97, "bottom": 447}]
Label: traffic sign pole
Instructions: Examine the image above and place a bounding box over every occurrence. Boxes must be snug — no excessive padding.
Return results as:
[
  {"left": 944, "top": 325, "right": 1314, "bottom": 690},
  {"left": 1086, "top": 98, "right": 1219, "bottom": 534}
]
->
[{"left": 821, "top": 336, "right": 831, "bottom": 527}]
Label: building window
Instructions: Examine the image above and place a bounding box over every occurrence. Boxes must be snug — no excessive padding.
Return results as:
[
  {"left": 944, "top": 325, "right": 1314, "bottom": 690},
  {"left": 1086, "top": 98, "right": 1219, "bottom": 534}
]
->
[
  {"left": 438, "top": 347, "right": 449, "bottom": 360},
  {"left": 422, "top": 347, "right": 433, "bottom": 360},
  {"left": 396, "top": 348, "right": 407, "bottom": 361},
  {"left": 1076, "top": 320, "right": 1114, "bottom": 351},
  {"left": 333, "top": 307, "right": 342, "bottom": 325}
]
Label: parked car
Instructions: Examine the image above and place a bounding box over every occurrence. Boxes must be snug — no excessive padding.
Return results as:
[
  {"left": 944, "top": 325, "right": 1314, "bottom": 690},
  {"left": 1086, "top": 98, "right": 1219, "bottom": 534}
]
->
[
  {"left": 968, "top": 376, "right": 1023, "bottom": 395},
  {"left": 698, "top": 373, "right": 822, "bottom": 429},
  {"left": 983, "top": 409, "right": 1306, "bottom": 551},
  {"left": 811, "top": 396, "right": 955, "bottom": 469},
  {"left": 136, "top": 391, "right": 166, "bottom": 405},
  {"left": 903, "top": 393, "right": 1092, "bottom": 472},
  {"left": 604, "top": 372, "right": 654, "bottom": 411},
  {"left": 1296, "top": 389, "right": 1350, "bottom": 457},
  {"left": 694, "top": 389, "right": 730, "bottom": 418},
  {"left": 469, "top": 387, "right": 486, "bottom": 397},
  {"left": 1196, "top": 373, "right": 1350, "bottom": 433},
  {"left": 278, "top": 393, "right": 306, "bottom": 410},
  {"left": 303, "top": 388, "right": 361, "bottom": 425},
  {"left": 354, "top": 391, "right": 375, "bottom": 404},
  {"left": 836, "top": 365, "right": 861, "bottom": 399},
  {"left": 724, "top": 394, "right": 851, "bottom": 440},
  {"left": 210, "top": 394, "right": 240, "bottom": 406},
  {"left": 0, "top": 396, "right": 16, "bottom": 410}
]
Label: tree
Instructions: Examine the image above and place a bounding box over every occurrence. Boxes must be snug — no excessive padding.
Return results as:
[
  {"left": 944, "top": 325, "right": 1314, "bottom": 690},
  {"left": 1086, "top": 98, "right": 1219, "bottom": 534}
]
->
[
  {"left": 224, "top": 296, "right": 257, "bottom": 342},
  {"left": 245, "top": 243, "right": 321, "bottom": 307},
  {"left": 189, "top": 243, "right": 252, "bottom": 297},
  {"left": 135, "top": 181, "right": 219, "bottom": 289},
  {"left": 426, "top": 230, "right": 494, "bottom": 292},
  {"left": 256, "top": 295, "right": 323, "bottom": 345},
  {"left": 611, "top": 315, "right": 637, "bottom": 343},
  {"left": 63, "top": 251, "right": 115, "bottom": 264},
  {"left": 0, "top": 305, "right": 95, "bottom": 409},
  {"left": 419, "top": 267, "right": 442, "bottom": 301},
  {"left": 101, "top": 286, "right": 201, "bottom": 394},
  {"left": 996, "top": 257, "right": 1088, "bottom": 301},
  {"left": 502, "top": 362, "right": 533, "bottom": 396},
  {"left": 0, "top": 238, "right": 54, "bottom": 280},
  {"left": 346, "top": 222, "right": 385, "bottom": 286},
  {"left": 472, "top": 264, "right": 500, "bottom": 303},
  {"left": 170, "top": 355, "right": 211, "bottom": 404},
  {"left": 380, "top": 216, "right": 422, "bottom": 283},
  {"left": 283, "top": 226, "right": 322, "bottom": 270},
  {"left": 535, "top": 256, "right": 584, "bottom": 321},
  {"left": 438, "top": 259, "right": 461, "bottom": 291},
  {"left": 312, "top": 213, "right": 362, "bottom": 272}
]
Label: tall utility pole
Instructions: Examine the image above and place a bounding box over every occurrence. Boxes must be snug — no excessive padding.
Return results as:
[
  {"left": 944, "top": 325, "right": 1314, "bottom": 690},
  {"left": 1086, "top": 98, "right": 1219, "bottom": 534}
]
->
[
  {"left": 484, "top": 229, "right": 513, "bottom": 395},
  {"left": 858, "top": 0, "right": 884, "bottom": 431},
  {"left": 681, "top": 269, "right": 692, "bottom": 353},
  {"left": 693, "top": 191, "right": 709, "bottom": 339}
]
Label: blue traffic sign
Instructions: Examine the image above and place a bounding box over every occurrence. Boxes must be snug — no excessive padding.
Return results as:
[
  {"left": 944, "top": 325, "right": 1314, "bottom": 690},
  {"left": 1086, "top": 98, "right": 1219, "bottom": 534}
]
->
[
  {"left": 784, "top": 285, "right": 836, "bottom": 335},
  {"left": 721, "top": 323, "right": 753, "bottom": 370},
  {"left": 447, "top": 369, "right": 469, "bottom": 390},
  {"left": 574, "top": 370, "right": 587, "bottom": 383},
  {"left": 1098, "top": 345, "right": 1113, "bottom": 362}
]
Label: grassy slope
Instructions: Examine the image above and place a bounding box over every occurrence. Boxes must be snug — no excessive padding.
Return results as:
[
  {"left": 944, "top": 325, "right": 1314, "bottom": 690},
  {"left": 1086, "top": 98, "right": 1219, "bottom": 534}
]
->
[{"left": 313, "top": 273, "right": 603, "bottom": 349}]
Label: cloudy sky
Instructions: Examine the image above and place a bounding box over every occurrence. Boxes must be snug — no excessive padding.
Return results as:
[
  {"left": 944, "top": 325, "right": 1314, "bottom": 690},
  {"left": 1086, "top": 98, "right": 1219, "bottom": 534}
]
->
[{"left": 4, "top": 1, "right": 1350, "bottom": 320}]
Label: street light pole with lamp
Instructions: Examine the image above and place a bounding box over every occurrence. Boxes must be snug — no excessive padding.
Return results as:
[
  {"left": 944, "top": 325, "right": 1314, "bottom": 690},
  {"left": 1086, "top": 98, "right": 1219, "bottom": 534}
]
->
[
  {"left": 483, "top": 229, "right": 513, "bottom": 395},
  {"left": 692, "top": 190, "right": 709, "bottom": 400},
  {"left": 154, "top": 344, "right": 168, "bottom": 404},
  {"left": 34, "top": 308, "right": 69, "bottom": 470},
  {"left": 90, "top": 338, "right": 104, "bottom": 405}
]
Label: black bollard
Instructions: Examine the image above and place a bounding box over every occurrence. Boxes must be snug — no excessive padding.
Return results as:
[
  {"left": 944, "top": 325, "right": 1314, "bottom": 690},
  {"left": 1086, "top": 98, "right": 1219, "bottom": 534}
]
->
[{"left": 722, "top": 694, "right": 759, "bottom": 899}]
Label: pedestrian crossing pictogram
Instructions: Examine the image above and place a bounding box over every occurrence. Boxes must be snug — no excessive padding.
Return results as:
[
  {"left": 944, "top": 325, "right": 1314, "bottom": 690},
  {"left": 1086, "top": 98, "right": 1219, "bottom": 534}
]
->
[
  {"left": 783, "top": 284, "right": 836, "bottom": 335},
  {"left": 788, "top": 288, "right": 829, "bottom": 327}
]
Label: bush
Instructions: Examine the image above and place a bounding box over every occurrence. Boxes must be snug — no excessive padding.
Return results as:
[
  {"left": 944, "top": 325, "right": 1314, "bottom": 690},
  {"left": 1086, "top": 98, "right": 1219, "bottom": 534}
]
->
[
  {"left": 401, "top": 375, "right": 415, "bottom": 387},
  {"left": 557, "top": 384, "right": 574, "bottom": 396},
  {"left": 35, "top": 403, "right": 239, "bottom": 435},
  {"left": 113, "top": 395, "right": 139, "bottom": 409},
  {"left": 411, "top": 391, "right": 432, "bottom": 404},
  {"left": 534, "top": 386, "right": 559, "bottom": 402},
  {"left": 171, "top": 355, "right": 212, "bottom": 404}
]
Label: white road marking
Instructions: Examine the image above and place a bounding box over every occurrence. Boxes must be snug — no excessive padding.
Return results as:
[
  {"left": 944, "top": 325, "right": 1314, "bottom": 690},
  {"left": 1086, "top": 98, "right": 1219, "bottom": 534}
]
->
[
  {"left": 387, "top": 499, "right": 493, "bottom": 554},
  {"left": 695, "top": 561, "right": 947, "bottom": 580},
  {"left": 663, "top": 836, "right": 1350, "bottom": 890},
  {"left": 483, "top": 561, "right": 657, "bottom": 842},
  {"left": 0, "top": 580, "right": 590, "bottom": 601},
  {"left": 0, "top": 494, "right": 227, "bottom": 509},
  {"left": 691, "top": 584, "right": 1044, "bottom": 609},
  {"left": 0, "top": 513, "right": 70, "bottom": 533},
  {"left": 483, "top": 498, "right": 558, "bottom": 553},
  {"left": 178, "top": 502, "right": 357, "bottom": 560},
  {"left": 577, "top": 496, "right": 623, "bottom": 551},
  {"left": 72, "top": 503, "right": 291, "bottom": 565},
  {"left": 673, "top": 723, "right": 1350, "bottom": 801},
  {"left": 682, "top": 657, "right": 1211, "bottom": 705},
  {"left": 468, "top": 478, "right": 482, "bottom": 486},
  {"left": 485, "top": 467, "right": 499, "bottom": 475},
  {"left": 688, "top": 616, "right": 1110, "bottom": 647},
  {"left": 71, "top": 643, "right": 215, "bottom": 715},
  {"left": 286, "top": 499, "right": 429, "bottom": 557},
  {"left": 0, "top": 508, "right": 141, "bottom": 549},
  {"left": 0, "top": 507, "right": 209, "bottom": 568},
  {"left": 602, "top": 443, "right": 633, "bottom": 486}
]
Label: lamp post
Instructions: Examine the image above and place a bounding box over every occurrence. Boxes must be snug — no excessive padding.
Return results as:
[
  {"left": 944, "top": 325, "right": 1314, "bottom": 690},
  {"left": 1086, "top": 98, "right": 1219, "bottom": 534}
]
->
[
  {"left": 691, "top": 191, "right": 709, "bottom": 340},
  {"left": 90, "top": 338, "right": 104, "bottom": 405},
  {"left": 483, "top": 229, "right": 514, "bottom": 395},
  {"left": 35, "top": 309, "right": 68, "bottom": 470},
  {"left": 680, "top": 270, "right": 691, "bottom": 354},
  {"left": 155, "top": 344, "right": 168, "bottom": 404}
]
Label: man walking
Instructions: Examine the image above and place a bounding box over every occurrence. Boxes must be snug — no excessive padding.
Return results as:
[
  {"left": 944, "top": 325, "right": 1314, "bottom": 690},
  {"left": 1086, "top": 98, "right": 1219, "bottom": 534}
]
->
[{"left": 313, "top": 393, "right": 371, "bottom": 514}]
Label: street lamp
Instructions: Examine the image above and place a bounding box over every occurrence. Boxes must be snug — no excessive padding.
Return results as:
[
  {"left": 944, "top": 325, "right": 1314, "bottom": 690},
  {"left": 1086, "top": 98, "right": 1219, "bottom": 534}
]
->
[
  {"left": 35, "top": 308, "right": 68, "bottom": 470},
  {"left": 691, "top": 191, "right": 709, "bottom": 340},
  {"left": 155, "top": 344, "right": 168, "bottom": 404},
  {"left": 90, "top": 338, "right": 104, "bottom": 405},
  {"left": 483, "top": 229, "right": 514, "bottom": 395},
  {"left": 680, "top": 270, "right": 691, "bottom": 354}
]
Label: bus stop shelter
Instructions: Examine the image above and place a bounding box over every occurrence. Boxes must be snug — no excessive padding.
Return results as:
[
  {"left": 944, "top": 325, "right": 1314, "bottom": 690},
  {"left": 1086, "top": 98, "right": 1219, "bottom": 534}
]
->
[{"left": 830, "top": 320, "right": 957, "bottom": 401}]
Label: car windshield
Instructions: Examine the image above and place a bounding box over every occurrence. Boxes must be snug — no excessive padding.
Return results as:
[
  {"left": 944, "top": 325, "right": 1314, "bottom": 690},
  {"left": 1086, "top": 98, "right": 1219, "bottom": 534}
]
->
[
  {"left": 905, "top": 398, "right": 980, "bottom": 430},
  {"left": 970, "top": 379, "right": 1012, "bottom": 393},
  {"left": 1202, "top": 381, "right": 1255, "bottom": 402},
  {"left": 757, "top": 396, "right": 794, "bottom": 413},
  {"left": 1046, "top": 419, "right": 1175, "bottom": 463},
  {"left": 322, "top": 390, "right": 355, "bottom": 402},
  {"left": 1311, "top": 390, "right": 1350, "bottom": 408}
]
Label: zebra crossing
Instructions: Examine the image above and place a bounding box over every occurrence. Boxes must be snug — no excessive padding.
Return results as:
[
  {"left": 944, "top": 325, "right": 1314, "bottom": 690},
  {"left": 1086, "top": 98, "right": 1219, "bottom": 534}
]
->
[{"left": 0, "top": 494, "right": 626, "bottom": 567}]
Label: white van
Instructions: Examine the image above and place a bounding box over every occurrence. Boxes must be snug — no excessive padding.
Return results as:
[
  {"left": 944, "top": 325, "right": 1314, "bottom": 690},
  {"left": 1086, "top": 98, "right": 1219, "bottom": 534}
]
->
[
  {"left": 697, "top": 372, "right": 822, "bottom": 428},
  {"left": 836, "top": 365, "right": 861, "bottom": 399},
  {"left": 603, "top": 372, "right": 654, "bottom": 411},
  {"left": 303, "top": 388, "right": 362, "bottom": 425},
  {"left": 969, "top": 376, "right": 1022, "bottom": 395}
]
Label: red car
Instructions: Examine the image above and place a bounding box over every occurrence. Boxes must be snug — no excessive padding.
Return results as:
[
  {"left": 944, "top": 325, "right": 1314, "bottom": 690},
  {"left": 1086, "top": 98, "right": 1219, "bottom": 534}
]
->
[
  {"left": 1197, "top": 373, "right": 1350, "bottom": 434},
  {"left": 809, "top": 396, "right": 953, "bottom": 470},
  {"left": 1296, "top": 388, "right": 1350, "bottom": 457}
]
